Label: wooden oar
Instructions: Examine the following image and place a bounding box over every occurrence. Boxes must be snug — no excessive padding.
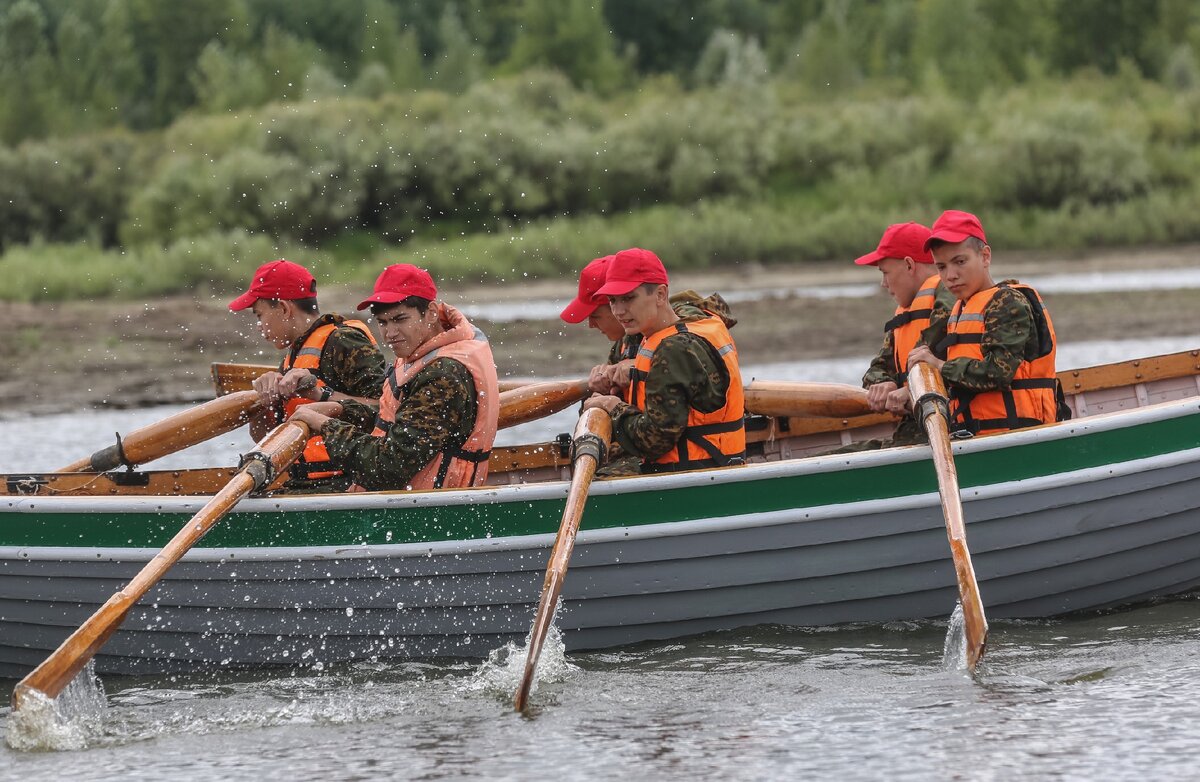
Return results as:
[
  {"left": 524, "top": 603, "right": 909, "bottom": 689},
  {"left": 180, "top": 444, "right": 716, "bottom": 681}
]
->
[
  {"left": 743, "top": 380, "right": 871, "bottom": 418},
  {"left": 212, "top": 361, "right": 527, "bottom": 396},
  {"left": 497, "top": 379, "right": 590, "bottom": 429},
  {"left": 11, "top": 420, "right": 311, "bottom": 712},
  {"left": 907, "top": 363, "right": 988, "bottom": 671},
  {"left": 57, "top": 390, "right": 261, "bottom": 473},
  {"left": 493, "top": 377, "right": 871, "bottom": 421},
  {"left": 513, "top": 407, "right": 611, "bottom": 712}
]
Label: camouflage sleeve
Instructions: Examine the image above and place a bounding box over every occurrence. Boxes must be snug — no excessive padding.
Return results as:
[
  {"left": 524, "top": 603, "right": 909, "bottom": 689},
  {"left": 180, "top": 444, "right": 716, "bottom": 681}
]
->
[
  {"left": 862, "top": 330, "right": 898, "bottom": 388},
  {"left": 320, "top": 358, "right": 477, "bottom": 491},
  {"left": 608, "top": 334, "right": 640, "bottom": 364},
  {"left": 334, "top": 398, "right": 379, "bottom": 432},
  {"left": 940, "top": 288, "right": 1034, "bottom": 391},
  {"left": 919, "top": 283, "right": 957, "bottom": 357},
  {"left": 317, "top": 326, "right": 387, "bottom": 398},
  {"left": 610, "top": 333, "right": 730, "bottom": 461}
]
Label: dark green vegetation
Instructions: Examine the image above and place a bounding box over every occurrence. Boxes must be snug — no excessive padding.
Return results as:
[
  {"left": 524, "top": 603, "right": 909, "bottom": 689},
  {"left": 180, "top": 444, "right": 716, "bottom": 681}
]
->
[{"left": 3, "top": 0, "right": 1200, "bottom": 301}]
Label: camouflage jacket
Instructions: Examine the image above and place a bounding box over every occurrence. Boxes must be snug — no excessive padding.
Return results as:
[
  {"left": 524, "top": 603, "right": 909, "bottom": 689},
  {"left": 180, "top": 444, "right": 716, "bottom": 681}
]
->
[
  {"left": 320, "top": 358, "right": 477, "bottom": 491},
  {"left": 281, "top": 313, "right": 387, "bottom": 400},
  {"left": 940, "top": 282, "right": 1041, "bottom": 392},
  {"left": 862, "top": 281, "right": 956, "bottom": 388}
]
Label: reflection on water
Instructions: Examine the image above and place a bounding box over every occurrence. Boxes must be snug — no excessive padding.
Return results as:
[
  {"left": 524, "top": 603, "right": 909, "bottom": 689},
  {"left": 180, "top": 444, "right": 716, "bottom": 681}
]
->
[{"left": 3, "top": 335, "right": 1197, "bottom": 474}]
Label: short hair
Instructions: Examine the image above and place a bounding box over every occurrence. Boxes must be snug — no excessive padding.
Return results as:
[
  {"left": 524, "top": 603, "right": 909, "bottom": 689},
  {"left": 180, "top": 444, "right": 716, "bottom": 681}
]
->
[
  {"left": 371, "top": 295, "right": 432, "bottom": 317},
  {"left": 638, "top": 282, "right": 662, "bottom": 294},
  {"left": 265, "top": 297, "right": 319, "bottom": 315},
  {"left": 928, "top": 236, "right": 986, "bottom": 253}
]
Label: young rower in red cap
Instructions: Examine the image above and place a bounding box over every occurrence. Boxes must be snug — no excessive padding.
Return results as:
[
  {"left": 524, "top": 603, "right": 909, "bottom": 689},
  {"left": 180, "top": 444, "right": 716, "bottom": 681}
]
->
[
  {"left": 852, "top": 222, "right": 956, "bottom": 447},
  {"left": 229, "top": 259, "right": 385, "bottom": 492},
  {"left": 582, "top": 248, "right": 745, "bottom": 473},
  {"left": 907, "top": 210, "right": 1066, "bottom": 436},
  {"left": 288, "top": 264, "right": 500, "bottom": 491}
]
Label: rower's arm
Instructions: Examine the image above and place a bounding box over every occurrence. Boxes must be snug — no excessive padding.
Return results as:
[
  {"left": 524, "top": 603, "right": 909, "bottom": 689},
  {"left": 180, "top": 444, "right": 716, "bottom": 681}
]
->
[{"left": 321, "top": 359, "right": 477, "bottom": 491}]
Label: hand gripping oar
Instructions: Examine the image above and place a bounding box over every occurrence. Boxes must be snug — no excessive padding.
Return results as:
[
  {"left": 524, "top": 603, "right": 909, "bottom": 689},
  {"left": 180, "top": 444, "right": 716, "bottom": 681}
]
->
[
  {"left": 514, "top": 407, "right": 611, "bottom": 712},
  {"left": 57, "top": 390, "right": 261, "bottom": 473},
  {"left": 907, "top": 363, "right": 988, "bottom": 671},
  {"left": 12, "top": 420, "right": 311, "bottom": 712}
]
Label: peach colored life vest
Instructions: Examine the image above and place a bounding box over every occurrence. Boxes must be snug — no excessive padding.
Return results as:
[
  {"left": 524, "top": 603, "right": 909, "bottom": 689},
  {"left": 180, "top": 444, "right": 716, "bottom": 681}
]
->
[{"left": 367, "top": 304, "right": 499, "bottom": 490}]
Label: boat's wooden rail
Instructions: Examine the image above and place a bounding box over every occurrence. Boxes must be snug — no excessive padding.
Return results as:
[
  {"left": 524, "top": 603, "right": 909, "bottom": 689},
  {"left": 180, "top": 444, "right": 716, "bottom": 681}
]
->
[{"left": 6, "top": 349, "right": 1195, "bottom": 498}]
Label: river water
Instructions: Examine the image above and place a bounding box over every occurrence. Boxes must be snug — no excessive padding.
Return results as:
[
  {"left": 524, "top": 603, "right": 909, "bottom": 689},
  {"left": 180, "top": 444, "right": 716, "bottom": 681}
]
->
[{"left": 3, "top": 324, "right": 1200, "bottom": 774}]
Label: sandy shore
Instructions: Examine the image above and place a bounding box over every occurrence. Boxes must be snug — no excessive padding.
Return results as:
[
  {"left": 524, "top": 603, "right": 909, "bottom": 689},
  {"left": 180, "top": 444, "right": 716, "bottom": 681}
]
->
[{"left": 5, "top": 246, "right": 1200, "bottom": 417}]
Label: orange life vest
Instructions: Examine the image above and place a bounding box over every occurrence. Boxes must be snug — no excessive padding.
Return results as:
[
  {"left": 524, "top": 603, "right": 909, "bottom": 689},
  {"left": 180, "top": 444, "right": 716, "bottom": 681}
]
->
[
  {"left": 626, "top": 316, "right": 746, "bottom": 473},
  {"left": 885, "top": 274, "right": 942, "bottom": 376},
  {"left": 938, "top": 282, "right": 1059, "bottom": 436},
  {"left": 367, "top": 304, "right": 499, "bottom": 490},
  {"left": 280, "top": 318, "right": 376, "bottom": 480}
]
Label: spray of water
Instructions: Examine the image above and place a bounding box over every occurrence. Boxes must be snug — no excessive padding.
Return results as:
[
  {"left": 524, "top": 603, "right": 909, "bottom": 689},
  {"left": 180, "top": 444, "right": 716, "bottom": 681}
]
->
[
  {"left": 941, "top": 602, "right": 968, "bottom": 671},
  {"left": 5, "top": 661, "right": 108, "bottom": 752},
  {"left": 464, "top": 623, "right": 578, "bottom": 704}
]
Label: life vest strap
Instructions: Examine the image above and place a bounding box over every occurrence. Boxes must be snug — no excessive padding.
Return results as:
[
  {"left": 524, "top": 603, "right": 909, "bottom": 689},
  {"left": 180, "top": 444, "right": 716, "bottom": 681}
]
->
[
  {"left": 883, "top": 308, "right": 932, "bottom": 333},
  {"left": 433, "top": 447, "right": 491, "bottom": 489}
]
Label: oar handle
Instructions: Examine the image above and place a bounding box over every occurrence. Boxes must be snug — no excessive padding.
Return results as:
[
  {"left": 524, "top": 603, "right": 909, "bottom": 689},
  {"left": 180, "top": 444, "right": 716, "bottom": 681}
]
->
[{"left": 513, "top": 408, "right": 611, "bottom": 712}]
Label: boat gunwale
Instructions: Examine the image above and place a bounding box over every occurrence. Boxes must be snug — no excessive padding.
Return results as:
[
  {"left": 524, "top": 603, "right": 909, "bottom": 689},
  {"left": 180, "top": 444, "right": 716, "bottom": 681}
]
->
[{"left": 5, "top": 394, "right": 1200, "bottom": 515}]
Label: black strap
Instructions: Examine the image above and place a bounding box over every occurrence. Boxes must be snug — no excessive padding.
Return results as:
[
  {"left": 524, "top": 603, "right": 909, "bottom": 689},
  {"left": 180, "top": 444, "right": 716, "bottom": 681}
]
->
[
  {"left": 641, "top": 452, "right": 746, "bottom": 475},
  {"left": 883, "top": 308, "right": 932, "bottom": 333},
  {"left": 937, "top": 332, "right": 982, "bottom": 352},
  {"left": 1010, "top": 378, "right": 1057, "bottom": 390},
  {"left": 433, "top": 447, "right": 491, "bottom": 489},
  {"left": 673, "top": 418, "right": 746, "bottom": 468}
]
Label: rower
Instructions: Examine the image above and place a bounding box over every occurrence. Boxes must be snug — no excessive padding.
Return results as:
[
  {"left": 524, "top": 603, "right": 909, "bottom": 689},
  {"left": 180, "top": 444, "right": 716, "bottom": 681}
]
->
[
  {"left": 907, "top": 210, "right": 1067, "bottom": 436},
  {"left": 288, "top": 264, "right": 500, "bottom": 491},
  {"left": 582, "top": 248, "right": 745, "bottom": 473},
  {"left": 844, "top": 222, "right": 956, "bottom": 450},
  {"left": 229, "top": 259, "right": 385, "bottom": 492}
]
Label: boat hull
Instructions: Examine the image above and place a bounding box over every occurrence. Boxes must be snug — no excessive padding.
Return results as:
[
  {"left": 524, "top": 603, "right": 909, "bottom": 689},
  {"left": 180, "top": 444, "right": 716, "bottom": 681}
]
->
[{"left": 3, "top": 398, "right": 1200, "bottom": 677}]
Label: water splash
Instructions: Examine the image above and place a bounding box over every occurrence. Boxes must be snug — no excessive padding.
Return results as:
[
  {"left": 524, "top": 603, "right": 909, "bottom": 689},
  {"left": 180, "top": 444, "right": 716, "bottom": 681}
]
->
[
  {"left": 941, "top": 603, "right": 968, "bottom": 671},
  {"left": 5, "top": 661, "right": 108, "bottom": 752},
  {"left": 463, "top": 624, "right": 577, "bottom": 704}
]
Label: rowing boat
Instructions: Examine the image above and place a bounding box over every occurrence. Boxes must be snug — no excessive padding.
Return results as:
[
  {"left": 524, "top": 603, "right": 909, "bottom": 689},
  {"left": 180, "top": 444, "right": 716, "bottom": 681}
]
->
[{"left": 2, "top": 349, "right": 1199, "bottom": 677}]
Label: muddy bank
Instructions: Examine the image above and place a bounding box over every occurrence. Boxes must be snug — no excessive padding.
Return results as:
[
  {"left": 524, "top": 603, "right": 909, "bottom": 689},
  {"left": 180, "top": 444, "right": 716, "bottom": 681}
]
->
[{"left": 6, "top": 247, "right": 1200, "bottom": 417}]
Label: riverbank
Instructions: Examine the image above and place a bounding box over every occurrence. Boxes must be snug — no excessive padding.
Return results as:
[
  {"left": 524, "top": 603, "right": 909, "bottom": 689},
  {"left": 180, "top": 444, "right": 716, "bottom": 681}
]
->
[{"left": 6, "top": 246, "right": 1199, "bottom": 418}]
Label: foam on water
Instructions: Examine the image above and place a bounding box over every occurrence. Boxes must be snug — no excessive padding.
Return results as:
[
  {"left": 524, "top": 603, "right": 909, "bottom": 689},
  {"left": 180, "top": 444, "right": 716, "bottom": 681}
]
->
[{"left": 5, "top": 661, "right": 108, "bottom": 752}]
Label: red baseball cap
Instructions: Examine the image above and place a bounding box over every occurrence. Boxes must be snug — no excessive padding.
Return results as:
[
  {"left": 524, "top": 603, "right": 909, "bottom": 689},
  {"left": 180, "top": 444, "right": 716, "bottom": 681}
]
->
[
  {"left": 854, "top": 222, "right": 933, "bottom": 266},
  {"left": 356, "top": 264, "right": 438, "bottom": 310},
  {"left": 595, "top": 247, "right": 669, "bottom": 297},
  {"left": 925, "top": 210, "right": 988, "bottom": 251},
  {"left": 228, "top": 260, "right": 317, "bottom": 311},
  {"left": 560, "top": 255, "right": 615, "bottom": 323}
]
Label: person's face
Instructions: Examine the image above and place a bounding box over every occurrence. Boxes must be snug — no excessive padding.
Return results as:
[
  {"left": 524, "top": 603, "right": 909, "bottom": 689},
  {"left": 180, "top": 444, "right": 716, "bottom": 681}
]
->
[
  {"left": 607, "top": 284, "right": 665, "bottom": 336},
  {"left": 876, "top": 257, "right": 922, "bottom": 308},
  {"left": 932, "top": 240, "right": 992, "bottom": 301},
  {"left": 587, "top": 301, "right": 626, "bottom": 341},
  {"left": 374, "top": 301, "right": 439, "bottom": 360},
  {"left": 251, "top": 299, "right": 295, "bottom": 349}
]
